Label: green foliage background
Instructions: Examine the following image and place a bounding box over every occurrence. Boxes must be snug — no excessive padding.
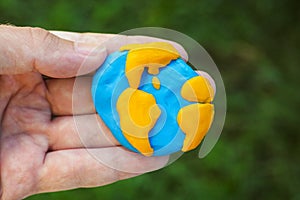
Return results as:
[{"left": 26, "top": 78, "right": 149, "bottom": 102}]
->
[{"left": 1, "top": 0, "right": 299, "bottom": 199}]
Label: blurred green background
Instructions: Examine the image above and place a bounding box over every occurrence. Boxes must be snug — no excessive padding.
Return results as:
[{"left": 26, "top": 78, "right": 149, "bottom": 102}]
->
[{"left": 1, "top": 0, "right": 299, "bottom": 199}]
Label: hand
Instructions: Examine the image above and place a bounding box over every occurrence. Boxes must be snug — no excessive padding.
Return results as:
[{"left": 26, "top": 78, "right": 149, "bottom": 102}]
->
[{"left": 0, "top": 25, "right": 188, "bottom": 200}]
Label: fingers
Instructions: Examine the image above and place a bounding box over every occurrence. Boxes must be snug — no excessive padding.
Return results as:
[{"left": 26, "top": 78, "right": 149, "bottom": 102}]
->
[
  {"left": 38, "top": 148, "right": 169, "bottom": 193},
  {"left": 46, "top": 76, "right": 95, "bottom": 116},
  {"left": 50, "top": 31, "right": 188, "bottom": 60},
  {"left": 0, "top": 25, "right": 106, "bottom": 77},
  {"left": 47, "top": 114, "right": 119, "bottom": 150}
]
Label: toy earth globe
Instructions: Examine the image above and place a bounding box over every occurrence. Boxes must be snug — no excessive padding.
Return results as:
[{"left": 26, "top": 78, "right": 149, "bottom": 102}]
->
[{"left": 91, "top": 42, "right": 214, "bottom": 156}]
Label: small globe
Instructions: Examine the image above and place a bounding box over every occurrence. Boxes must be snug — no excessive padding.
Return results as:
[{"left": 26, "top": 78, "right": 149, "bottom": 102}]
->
[{"left": 91, "top": 42, "right": 214, "bottom": 156}]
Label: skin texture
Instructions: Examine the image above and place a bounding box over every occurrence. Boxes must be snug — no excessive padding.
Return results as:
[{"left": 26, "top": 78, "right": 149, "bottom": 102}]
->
[{"left": 0, "top": 25, "right": 189, "bottom": 200}]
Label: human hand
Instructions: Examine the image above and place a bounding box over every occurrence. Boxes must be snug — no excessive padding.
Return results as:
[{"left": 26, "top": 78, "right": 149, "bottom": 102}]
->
[{"left": 0, "top": 25, "right": 188, "bottom": 200}]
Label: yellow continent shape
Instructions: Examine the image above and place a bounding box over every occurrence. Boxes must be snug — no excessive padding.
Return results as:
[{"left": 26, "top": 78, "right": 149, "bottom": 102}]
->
[
  {"left": 120, "top": 42, "right": 180, "bottom": 89},
  {"left": 177, "top": 103, "right": 214, "bottom": 152},
  {"left": 152, "top": 76, "right": 161, "bottom": 90},
  {"left": 116, "top": 88, "right": 161, "bottom": 156},
  {"left": 181, "top": 76, "right": 215, "bottom": 103}
]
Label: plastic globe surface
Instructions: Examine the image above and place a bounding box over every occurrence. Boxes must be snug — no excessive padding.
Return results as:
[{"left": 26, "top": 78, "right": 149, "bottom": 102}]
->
[{"left": 91, "top": 42, "right": 214, "bottom": 156}]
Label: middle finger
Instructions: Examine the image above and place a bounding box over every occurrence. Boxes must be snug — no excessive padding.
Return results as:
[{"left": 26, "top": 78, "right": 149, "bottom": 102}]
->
[{"left": 46, "top": 76, "right": 94, "bottom": 116}]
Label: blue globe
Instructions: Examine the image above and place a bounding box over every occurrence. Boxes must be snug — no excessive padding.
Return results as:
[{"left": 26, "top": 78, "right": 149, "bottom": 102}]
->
[{"left": 92, "top": 50, "right": 200, "bottom": 156}]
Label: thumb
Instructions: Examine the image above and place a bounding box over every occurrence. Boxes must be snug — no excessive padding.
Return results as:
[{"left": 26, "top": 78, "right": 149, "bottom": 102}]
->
[{"left": 0, "top": 25, "right": 106, "bottom": 78}]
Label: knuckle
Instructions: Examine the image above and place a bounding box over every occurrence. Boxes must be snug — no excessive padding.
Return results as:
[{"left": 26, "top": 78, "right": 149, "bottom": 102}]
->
[{"left": 28, "top": 27, "right": 59, "bottom": 51}]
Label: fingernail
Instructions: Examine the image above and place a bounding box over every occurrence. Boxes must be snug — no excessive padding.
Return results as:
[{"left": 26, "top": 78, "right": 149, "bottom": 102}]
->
[{"left": 75, "top": 42, "right": 106, "bottom": 56}]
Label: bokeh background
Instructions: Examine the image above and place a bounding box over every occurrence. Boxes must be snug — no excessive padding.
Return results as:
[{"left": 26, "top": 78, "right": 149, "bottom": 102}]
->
[{"left": 1, "top": 0, "right": 299, "bottom": 199}]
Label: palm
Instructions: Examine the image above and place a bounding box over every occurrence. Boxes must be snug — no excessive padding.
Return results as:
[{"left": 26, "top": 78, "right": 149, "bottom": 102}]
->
[
  {"left": 1, "top": 72, "right": 168, "bottom": 200},
  {"left": 0, "top": 72, "right": 51, "bottom": 198}
]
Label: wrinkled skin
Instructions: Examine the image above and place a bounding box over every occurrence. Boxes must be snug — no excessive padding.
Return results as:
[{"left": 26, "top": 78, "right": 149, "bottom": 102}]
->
[{"left": 0, "top": 73, "right": 51, "bottom": 198}]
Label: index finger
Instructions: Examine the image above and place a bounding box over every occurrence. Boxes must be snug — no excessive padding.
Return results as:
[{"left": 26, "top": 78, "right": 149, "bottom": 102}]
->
[{"left": 50, "top": 31, "right": 189, "bottom": 61}]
